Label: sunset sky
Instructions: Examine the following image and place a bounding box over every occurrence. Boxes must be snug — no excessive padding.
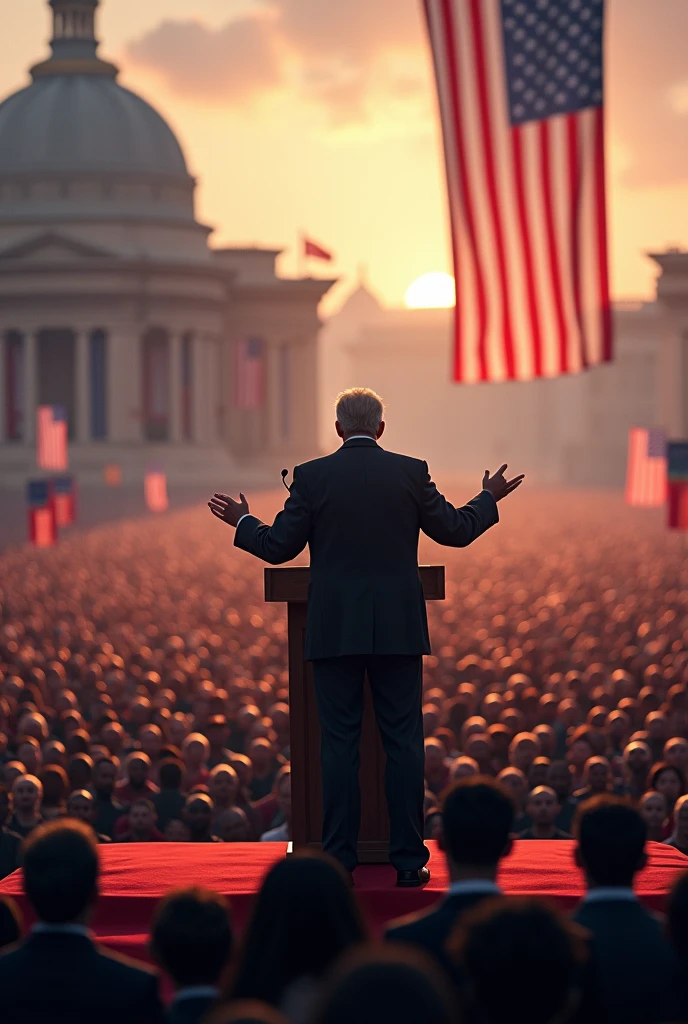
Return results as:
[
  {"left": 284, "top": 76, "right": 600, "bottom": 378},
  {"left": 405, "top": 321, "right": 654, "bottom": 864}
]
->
[{"left": 0, "top": 0, "right": 687, "bottom": 313}]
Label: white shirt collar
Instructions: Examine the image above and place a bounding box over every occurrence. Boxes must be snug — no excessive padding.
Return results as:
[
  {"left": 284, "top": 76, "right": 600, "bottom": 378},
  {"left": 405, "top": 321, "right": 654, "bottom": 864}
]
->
[
  {"left": 344, "top": 435, "right": 377, "bottom": 442},
  {"left": 172, "top": 986, "right": 220, "bottom": 1005},
  {"left": 33, "top": 923, "right": 91, "bottom": 937},
  {"left": 582, "top": 887, "right": 637, "bottom": 904},
  {"left": 448, "top": 880, "right": 502, "bottom": 897}
]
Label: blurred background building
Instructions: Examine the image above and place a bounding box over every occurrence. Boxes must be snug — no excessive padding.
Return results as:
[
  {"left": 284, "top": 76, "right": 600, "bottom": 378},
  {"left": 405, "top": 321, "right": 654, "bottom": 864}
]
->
[{"left": 0, "top": 0, "right": 334, "bottom": 488}]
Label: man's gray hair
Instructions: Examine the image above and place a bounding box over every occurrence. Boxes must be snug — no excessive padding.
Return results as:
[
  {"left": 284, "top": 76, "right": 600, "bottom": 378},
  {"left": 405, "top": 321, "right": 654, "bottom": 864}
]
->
[{"left": 335, "top": 388, "right": 385, "bottom": 436}]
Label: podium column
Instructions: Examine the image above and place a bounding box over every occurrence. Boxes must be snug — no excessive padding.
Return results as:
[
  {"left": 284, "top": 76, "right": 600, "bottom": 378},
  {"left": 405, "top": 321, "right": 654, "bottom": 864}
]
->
[{"left": 265, "top": 565, "right": 445, "bottom": 864}]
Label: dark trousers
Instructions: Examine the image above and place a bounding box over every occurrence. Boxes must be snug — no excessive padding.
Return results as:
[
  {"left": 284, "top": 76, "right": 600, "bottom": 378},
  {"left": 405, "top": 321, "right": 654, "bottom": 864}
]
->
[{"left": 312, "top": 654, "right": 428, "bottom": 872}]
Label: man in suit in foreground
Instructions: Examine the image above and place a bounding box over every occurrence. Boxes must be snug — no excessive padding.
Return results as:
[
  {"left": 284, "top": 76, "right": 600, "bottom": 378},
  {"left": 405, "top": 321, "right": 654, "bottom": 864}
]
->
[
  {"left": 0, "top": 820, "right": 164, "bottom": 1023},
  {"left": 209, "top": 388, "right": 523, "bottom": 885},
  {"left": 384, "top": 778, "right": 515, "bottom": 972},
  {"left": 572, "top": 796, "right": 677, "bottom": 1024}
]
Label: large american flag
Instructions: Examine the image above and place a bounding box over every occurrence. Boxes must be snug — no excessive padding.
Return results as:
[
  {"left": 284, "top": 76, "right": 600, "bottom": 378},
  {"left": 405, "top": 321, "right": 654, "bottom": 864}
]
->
[
  {"left": 625, "top": 428, "right": 667, "bottom": 508},
  {"left": 424, "top": 0, "right": 612, "bottom": 382},
  {"left": 37, "top": 405, "right": 68, "bottom": 471},
  {"left": 234, "top": 338, "right": 264, "bottom": 410}
]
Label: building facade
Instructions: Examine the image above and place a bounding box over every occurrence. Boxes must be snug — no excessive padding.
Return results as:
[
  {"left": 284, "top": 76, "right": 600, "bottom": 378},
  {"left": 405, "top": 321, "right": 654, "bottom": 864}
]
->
[{"left": 0, "top": 0, "right": 334, "bottom": 488}]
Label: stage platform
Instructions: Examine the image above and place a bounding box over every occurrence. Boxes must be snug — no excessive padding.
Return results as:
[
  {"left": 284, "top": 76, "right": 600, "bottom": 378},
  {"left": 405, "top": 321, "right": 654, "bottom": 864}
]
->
[{"left": 1, "top": 840, "right": 686, "bottom": 965}]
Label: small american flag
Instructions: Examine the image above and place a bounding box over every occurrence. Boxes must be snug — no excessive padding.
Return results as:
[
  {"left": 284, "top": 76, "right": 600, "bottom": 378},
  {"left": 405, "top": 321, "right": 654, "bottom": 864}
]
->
[
  {"left": 37, "top": 405, "right": 68, "bottom": 471},
  {"left": 668, "top": 441, "right": 688, "bottom": 531},
  {"left": 625, "top": 428, "right": 667, "bottom": 508},
  {"left": 26, "top": 479, "right": 56, "bottom": 548},
  {"left": 234, "top": 338, "right": 264, "bottom": 411},
  {"left": 145, "top": 468, "right": 168, "bottom": 513},
  {"left": 424, "top": 0, "right": 611, "bottom": 382}
]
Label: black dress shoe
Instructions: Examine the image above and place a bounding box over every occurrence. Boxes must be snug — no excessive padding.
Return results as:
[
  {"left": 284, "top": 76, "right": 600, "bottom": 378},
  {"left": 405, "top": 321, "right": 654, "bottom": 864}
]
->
[{"left": 396, "top": 867, "right": 431, "bottom": 888}]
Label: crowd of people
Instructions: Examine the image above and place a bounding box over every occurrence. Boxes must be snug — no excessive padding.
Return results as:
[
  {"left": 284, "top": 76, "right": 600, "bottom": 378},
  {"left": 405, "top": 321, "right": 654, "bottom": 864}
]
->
[{"left": 0, "top": 487, "right": 686, "bottom": 1020}]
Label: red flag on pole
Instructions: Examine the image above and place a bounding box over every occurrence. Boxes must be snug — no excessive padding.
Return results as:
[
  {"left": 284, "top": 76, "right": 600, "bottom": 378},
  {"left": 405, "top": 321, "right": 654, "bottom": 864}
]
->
[
  {"left": 37, "top": 405, "right": 68, "bottom": 470},
  {"left": 145, "top": 468, "right": 168, "bottom": 513},
  {"left": 625, "top": 428, "right": 667, "bottom": 508},
  {"left": 27, "top": 480, "right": 56, "bottom": 547},
  {"left": 423, "top": 0, "right": 612, "bottom": 382},
  {"left": 668, "top": 442, "right": 688, "bottom": 531},
  {"left": 304, "top": 237, "right": 333, "bottom": 262},
  {"left": 51, "top": 475, "right": 77, "bottom": 527}
]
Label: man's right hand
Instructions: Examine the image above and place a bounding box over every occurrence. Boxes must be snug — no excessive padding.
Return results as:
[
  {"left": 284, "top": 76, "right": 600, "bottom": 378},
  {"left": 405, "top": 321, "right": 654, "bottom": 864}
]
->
[{"left": 482, "top": 465, "right": 525, "bottom": 502}]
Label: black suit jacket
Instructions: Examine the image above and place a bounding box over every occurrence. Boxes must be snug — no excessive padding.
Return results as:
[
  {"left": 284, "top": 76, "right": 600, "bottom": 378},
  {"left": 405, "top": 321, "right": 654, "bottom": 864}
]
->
[
  {"left": 572, "top": 898, "right": 677, "bottom": 1024},
  {"left": 235, "top": 439, "right": 498, "bottom": 660},
  {"left": 384, "top": 890, "right": 491, "bottom": 976},
  {"left": 0, "top": 931, "right": 165, "bottom": 1024}
]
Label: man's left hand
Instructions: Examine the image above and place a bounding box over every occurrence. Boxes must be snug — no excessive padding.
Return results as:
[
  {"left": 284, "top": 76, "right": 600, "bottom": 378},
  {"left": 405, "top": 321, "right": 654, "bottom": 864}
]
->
[{"left": 208, "top": 491, "right": 249, "bottom": 528}]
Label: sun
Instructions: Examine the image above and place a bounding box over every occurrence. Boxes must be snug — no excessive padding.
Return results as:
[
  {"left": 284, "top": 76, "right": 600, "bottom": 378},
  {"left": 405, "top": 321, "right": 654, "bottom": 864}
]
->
[{"left": 404, "top": 272, "right": 456, "bottom": 309}]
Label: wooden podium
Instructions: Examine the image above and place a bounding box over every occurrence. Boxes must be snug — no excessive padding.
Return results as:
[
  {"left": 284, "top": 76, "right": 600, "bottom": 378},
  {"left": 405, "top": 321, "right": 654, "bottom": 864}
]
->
[{"left": 264, "top": 565, "right": 446, "bottom": 863}]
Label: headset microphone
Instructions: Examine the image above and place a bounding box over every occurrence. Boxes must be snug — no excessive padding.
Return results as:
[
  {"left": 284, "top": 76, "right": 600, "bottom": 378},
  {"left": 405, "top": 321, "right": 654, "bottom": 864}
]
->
[{"left": 281, "top": 469, "right": 291, "bottom": 492}]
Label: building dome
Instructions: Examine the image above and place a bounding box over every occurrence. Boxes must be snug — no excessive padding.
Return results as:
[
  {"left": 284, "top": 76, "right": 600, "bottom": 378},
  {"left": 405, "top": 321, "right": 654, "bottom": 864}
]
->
[
  {"left": 0, "top": 77, "right": 189, "bottom": 181},
  {"left": 0, "top": 0, "right": 211, "bottom": 262}
]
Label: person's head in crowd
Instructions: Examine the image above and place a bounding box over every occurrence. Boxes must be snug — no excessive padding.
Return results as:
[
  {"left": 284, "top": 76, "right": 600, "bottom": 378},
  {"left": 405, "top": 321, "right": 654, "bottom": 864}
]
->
[
  {"left": 139, "top": 724, "right": 164, "bottom": 762},
  {"left": 165, "top": 818, "right": 191, "bottom": 842},
  {"left": 667, "top": 871, "right": 688, "bottom": 962},
  {"left": 451, "top": 755, "right": 479, "bottom": 781},
  {"left": 209, "top": 765, "right": 240, "bottom": 811},
  {"left": 460, "top": 716, "right": 488, "bottom": 748},
  {"left": 0, "top": 896, "right": 22, "bottom": 951},
  {"left": 567, "top": 732, "right": 593, "bottom": 778},
  {"left": 464, "top": 733, "right": 492, "bottom": 773},
  {"left": 527, "top": 786, "right": 561, "bottom": 831},
  {"left": 184, "top": 793, "right": 216, "bottom": 841},
  {"left": 508, "top": 732, "right": 539, "bottom": 773},
  {"left": 580, "top": 756, "right": 612, "bottom": 795},
  {"left": 125, "top": 799, "right": 158, "bottom": 841},
  {"left": 229, "top": 852, "right": 367, "bottom": 1008},
  {"left": 274, "top": 767, "right": 291, "bottom": 825},
  {"left": 22, "top": 821, "right": 99, "bottom": 924},
  {"left": 528, "top": 756, "right": 551, "bottom": 790},
  {"left": 101, "top": 722, "right": 125, "bottom": 756},
  {"left": 670, "top": 794, "right": 688, "bottom": 851},
  {"left": 66, "top": 789, "right": 99, "bottom": 829},
  {"left": 16, "top": 737, "right": 41, "bottom": 776},
  {"left": 215, "top": 807, "right": 251, "bottom": 843},
  {"left": 2, "top": 762, "right": 26, "bottom": 791},
  {"left": 496, "top": 767, "right": 528, "bottom": 812},
  {"left": 664, "top": 738, "right": 688, "bottom": 779},
  {"left": 313, "top": 945, "right": 456, "bottom": 1024},
  {"left": 646, "top": 710, "right": 668, "bottom": 744},
  {"left": 92, "top": 756, "right": 117, "bottom": 799},
  {"left": 65, "top": 728, "right": 91, "bottom": 756},
  {"left": 67, "top": 753, "right": 93, "bottom": 791},
  {"left": 424, "top": 738, "right": 446, "bottom": 780},
  {"left": 229, "top": 754, "right": 253, "bottom": 796},
  {"left": 151, "top": 887, "right": 233, "bottom": 993},
  {"left": 532, "top": 724, "right": 556, "bottom": 758},
  {"left": 183, "top": 733, "right": 210, "bottom": 770},
  {"left": 639, "top": 790, "right": 668, "bottom": 842},
  {"left": 42, "top": 740, "right": 67, "bottom": 769},
  {"left": 606, "top": 709, "right": 631, "bottom": 748},
  {"left": 574, "top": 795, "right": 647, "bottom": 889},
  {"left": 39, "top": 765, "right": 68, "bottom": 819},
  {"left": 121, "top": 752, "right": 153, "bottom": 793},
  {"left": 12, "top": 774, "right": 43, "bottom": 824},
  {"left": 451, "top": 898, "right": 586, "bottom": 1024},
  {"left": 650, "top": 761, "right": 685, "bottom": 814},
  {"left": 158, "top": 757, "right": 184, "bottom": 793},
  {"left": 439, "top": 778, "right": 514, "bottom": 880},
  {"left": 168, "top": 713, "right": 190, "bottom": 750}
]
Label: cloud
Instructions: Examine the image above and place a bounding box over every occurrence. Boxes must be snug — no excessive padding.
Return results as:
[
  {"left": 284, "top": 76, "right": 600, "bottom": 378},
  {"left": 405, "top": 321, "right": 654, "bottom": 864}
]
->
[
  {"left": 126, "top": 15, "right": 283, "bottom": 101},
  {"left": 607, "top": 0, "right": 688, "bottom": 187}
]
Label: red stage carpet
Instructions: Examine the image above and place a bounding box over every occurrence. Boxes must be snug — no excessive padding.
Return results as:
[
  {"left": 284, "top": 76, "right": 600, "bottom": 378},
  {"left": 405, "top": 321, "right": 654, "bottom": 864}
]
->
[{"left": 1, "top": 840, "right": 686, "bottom": 966}]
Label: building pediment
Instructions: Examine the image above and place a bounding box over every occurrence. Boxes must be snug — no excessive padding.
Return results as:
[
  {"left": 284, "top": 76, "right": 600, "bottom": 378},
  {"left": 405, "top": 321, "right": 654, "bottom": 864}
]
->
[{"left": 0, "top": 231, "right": 116, "bottom": 262}]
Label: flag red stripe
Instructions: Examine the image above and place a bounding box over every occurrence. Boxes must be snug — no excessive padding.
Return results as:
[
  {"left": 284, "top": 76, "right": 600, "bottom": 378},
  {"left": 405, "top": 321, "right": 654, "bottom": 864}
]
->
[
  {"left": 567, "top": 114, "right": 588, "bottom": 370},
  {"left": 439, "top": 0, "right": 488, "bottom": 382},
  {"left": 468, "top": 0, "right": 516, "bottom": 380},
  {"left": 511, "top": 125, "right": 544, "bottom": 379},
  {"left": 539, "top": 120, "right": 569, "bottom": 376},
  {"left": 594, "top": 107, "right": 612, "bottom": 361}
]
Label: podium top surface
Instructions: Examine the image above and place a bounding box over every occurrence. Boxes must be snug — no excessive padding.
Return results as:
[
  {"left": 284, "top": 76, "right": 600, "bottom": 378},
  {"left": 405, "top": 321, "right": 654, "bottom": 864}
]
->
[{"left": 264, "top": 565, "right": 445, "bottom": 603}]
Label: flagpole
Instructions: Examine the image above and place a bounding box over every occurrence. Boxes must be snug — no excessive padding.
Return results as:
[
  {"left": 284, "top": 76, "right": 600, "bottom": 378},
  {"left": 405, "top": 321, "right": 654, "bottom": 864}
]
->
[{"left": 297, "top": 228, "right": 306, "bottom": 279}]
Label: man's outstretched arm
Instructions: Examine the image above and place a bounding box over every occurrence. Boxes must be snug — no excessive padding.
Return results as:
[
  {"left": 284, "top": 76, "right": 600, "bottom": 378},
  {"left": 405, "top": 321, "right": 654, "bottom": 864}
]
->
[
  {"left": 419, "top": 463, "right": 524, "bottom": 547},
  {"left": 208, "top": 467, "right": 311, "bottom": 565}
]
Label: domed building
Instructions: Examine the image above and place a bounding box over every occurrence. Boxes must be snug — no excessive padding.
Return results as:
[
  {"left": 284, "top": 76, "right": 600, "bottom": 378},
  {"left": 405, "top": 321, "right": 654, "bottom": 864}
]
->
[{"left": 0, "top": 0, "right": 334, "bottom": 487}]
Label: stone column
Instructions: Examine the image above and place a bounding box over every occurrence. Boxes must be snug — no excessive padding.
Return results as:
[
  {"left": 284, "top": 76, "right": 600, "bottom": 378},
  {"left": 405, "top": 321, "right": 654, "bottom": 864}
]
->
[
  {"left": 24, "top": 331, "right": 38, "bottom": 445},
  {"left": 169, "top": 331, "right": 183, "bottom": 443},
  {"left": 266, "top": 339, "right": 282, "bottom": 452},
  {"left": 0, "top": 333, "right": 5, "bottom": 444},
  {"left": 109, "top": 328, "right": 142, "bottom": 443},
  {"left": 75, "top": 330, "right": 90, "bottom": 443}
]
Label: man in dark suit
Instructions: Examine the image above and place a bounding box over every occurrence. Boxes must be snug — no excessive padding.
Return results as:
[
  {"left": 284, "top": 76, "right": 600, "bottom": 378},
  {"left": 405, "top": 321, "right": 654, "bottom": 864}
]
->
[
  {"left": 0, "top": 820, "right": 164, "bottom": 1024},
  {"left": 151, "top": 887, "right": 233, "bottom": 1024},
  {"left": 209, "top": 388, "right": 523, "bottom": 884},
  {"left": 572, "top": 796, "right": 677, "bottom": 1024},
  {"left": 384, "top": 778, "right": 514, "bottom": 972}
]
